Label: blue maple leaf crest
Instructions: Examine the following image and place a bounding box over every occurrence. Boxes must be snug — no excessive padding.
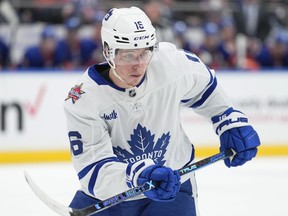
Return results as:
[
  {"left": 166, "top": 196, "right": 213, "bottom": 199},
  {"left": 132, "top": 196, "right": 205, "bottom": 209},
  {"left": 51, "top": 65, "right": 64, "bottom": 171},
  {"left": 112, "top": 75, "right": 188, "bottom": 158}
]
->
[{"left": 113, "top": 124, "right": 170, "bottom": 165}]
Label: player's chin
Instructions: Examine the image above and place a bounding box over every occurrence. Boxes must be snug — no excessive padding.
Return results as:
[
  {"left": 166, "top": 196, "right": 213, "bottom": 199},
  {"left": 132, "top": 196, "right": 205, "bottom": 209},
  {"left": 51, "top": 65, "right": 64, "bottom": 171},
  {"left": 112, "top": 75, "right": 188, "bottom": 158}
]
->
[{"left": 128, "top": 75, "right": 144, "bottom": 86}]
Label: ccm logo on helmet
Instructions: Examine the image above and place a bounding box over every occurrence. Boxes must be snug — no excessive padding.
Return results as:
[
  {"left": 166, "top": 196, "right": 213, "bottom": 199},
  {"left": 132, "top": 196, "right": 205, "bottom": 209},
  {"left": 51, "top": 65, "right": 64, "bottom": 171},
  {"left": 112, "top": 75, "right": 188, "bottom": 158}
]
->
[{"left": 134, "top": 35, "right": 149, "bottom": 40}]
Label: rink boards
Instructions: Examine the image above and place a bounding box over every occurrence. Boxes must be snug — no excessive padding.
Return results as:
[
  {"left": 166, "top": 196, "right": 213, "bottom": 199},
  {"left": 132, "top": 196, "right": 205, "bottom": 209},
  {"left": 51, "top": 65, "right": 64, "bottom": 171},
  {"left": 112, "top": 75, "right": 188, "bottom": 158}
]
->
[{"left": 1, "top": 71, "right": 288, "bottom": 163}]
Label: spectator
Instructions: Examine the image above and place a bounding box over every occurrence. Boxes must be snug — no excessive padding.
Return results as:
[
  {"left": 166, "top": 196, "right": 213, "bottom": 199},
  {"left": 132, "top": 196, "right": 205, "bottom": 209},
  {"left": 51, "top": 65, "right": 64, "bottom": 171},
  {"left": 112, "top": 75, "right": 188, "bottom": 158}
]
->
[
  {"left": 30, "top": 0, "right": 63, "bottom": 23},
  {"left": 160, "top": 0, "right": 175, "bottom": 20},
  {"left": 269, "top": 1, "right": 288, "bottom": 29},
  {"left": 218, "top": 18, "right": 237, "bottom": 68},
  {"left": 20, "top": 25, "right": 58, "bottom": 68},
  {"left": 55, "top": 17, "right": 98, "bottom": 69},
  {"left": 182, "top": 15, "right": 205, "bottom": 56},
  {"left": 0, "top": 37, "right": 9, "bottom": 68},
  {"left": 233, "top": 0, "right": 271, "bottom": 41},
  {"left": 173, "top": 20, "right": 188, "bottom": 50},
  {"left": 198, "top": 22, "right": 223, "bottom": 69},
  {"left": 252, "top": 30, "right": 288, "bottom": 68},
  {"left": 89, "top": 11, "right": 106, "bottom": 64},
  {"left": 143, "top": 0, "right": 176, "bottom": 44},
  {"left": 61, "top": 0, "right": 100, "bottom": 24}
]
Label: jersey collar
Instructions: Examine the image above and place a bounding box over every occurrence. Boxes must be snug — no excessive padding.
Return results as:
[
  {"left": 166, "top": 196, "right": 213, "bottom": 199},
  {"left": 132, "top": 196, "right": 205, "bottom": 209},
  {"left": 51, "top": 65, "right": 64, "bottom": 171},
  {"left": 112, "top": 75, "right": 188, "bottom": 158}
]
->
[{"left": 88, "top": 63, "right": 146, "bottom": 91}]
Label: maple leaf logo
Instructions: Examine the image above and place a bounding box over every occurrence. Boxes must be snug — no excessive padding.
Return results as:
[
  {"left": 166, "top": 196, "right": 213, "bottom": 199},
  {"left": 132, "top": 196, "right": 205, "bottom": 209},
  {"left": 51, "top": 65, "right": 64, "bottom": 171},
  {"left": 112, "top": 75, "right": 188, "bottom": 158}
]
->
[
  {"left": 113, "top": 124, "right": 170, "bottom": 165},
  {"left": 65, "top": 83, "right": 85, "bottom": 104}
]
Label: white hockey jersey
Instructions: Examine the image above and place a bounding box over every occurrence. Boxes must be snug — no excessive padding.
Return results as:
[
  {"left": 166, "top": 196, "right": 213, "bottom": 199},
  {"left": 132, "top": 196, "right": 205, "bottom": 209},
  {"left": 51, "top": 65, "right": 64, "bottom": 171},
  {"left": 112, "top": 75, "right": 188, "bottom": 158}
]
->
[{"left": 64, "top": 42, "right": 232, "bottom": 200}]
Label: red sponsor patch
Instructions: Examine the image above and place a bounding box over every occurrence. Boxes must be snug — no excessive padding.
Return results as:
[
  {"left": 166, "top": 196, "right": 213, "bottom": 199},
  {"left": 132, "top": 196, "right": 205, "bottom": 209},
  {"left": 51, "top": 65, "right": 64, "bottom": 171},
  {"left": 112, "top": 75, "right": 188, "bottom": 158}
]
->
[{"left": 65, "top": 83, "right": 85, "bottom": 104}]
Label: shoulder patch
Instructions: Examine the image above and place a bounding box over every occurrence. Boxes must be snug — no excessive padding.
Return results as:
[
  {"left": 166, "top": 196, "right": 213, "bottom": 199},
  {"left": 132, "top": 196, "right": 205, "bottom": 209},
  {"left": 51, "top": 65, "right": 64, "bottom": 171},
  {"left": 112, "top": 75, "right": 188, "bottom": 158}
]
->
[{"left": 65, "top": 83, "right": 85, "bottom": 104}]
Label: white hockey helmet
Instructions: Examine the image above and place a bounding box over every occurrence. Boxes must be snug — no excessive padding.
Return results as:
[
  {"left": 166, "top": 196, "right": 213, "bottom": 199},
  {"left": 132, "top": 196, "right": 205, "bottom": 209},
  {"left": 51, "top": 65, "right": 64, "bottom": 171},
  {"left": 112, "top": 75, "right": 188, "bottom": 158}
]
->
[{"left": 101, "top": 7, "right": 157, "bottom": 67}]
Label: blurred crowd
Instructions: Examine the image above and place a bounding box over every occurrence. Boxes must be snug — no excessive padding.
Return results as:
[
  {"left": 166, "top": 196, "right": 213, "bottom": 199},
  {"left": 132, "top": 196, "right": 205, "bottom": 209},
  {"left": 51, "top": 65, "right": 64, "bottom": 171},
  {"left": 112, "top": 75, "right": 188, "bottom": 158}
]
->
[{"left": 1, "top": 0, "right": 288, "bottom": 71}]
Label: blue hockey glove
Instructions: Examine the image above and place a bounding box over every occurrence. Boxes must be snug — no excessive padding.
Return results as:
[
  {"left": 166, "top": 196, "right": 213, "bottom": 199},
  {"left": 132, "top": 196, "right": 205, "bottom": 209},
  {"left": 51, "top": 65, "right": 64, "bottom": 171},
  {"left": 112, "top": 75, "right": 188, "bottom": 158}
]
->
[
  {"left": 220, "top": 126, "right": 260, "bottom": 167},
  {"left": 137, "top": 164, "right": 181, "bottom": 202},
  {"left": 212, "top": 108, "right": 261, "bottom": 167}
]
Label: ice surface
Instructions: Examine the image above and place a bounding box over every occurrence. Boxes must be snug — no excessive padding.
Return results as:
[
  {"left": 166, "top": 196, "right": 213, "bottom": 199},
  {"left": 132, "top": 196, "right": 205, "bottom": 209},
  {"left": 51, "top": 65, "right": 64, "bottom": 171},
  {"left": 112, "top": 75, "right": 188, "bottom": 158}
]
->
[{"left": 1, "top": 157, "right": 287, "bottom": 216}]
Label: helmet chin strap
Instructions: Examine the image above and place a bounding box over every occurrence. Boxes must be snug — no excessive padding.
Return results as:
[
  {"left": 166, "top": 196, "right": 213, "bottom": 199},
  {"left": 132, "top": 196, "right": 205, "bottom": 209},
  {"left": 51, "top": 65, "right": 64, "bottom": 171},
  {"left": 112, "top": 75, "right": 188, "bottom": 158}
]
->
[
  {"left": 103, "top": 51, "right": 134, "bottom": 88},
  {"left": 110, "top": 67, "right": 134, "bottom": 88}
]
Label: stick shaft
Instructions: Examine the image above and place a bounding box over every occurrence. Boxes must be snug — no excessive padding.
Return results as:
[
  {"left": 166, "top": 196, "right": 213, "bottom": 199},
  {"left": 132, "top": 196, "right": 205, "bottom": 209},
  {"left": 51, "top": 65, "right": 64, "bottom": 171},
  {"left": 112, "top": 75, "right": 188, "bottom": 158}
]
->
[{"left": 178, "top": 149, "right": 233, "bottom": 176}]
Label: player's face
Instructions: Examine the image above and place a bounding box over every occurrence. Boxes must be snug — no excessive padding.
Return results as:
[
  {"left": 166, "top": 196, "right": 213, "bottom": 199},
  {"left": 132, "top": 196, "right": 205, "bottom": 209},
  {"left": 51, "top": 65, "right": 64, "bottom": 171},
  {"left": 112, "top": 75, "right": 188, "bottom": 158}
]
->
[{"left": 113, "top": 48, "right": 152, "bottom": 86}]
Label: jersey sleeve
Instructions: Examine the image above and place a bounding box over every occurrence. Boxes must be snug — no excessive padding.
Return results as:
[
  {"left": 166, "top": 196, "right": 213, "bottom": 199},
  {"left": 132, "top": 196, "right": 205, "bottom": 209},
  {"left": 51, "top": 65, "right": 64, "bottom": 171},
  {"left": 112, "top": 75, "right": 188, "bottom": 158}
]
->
[
  {"left": 177, "top": 49, "right": 233, "bottom": 119},
  {"left": 64, "top": 87, "right": 129, "bottom": 200}
]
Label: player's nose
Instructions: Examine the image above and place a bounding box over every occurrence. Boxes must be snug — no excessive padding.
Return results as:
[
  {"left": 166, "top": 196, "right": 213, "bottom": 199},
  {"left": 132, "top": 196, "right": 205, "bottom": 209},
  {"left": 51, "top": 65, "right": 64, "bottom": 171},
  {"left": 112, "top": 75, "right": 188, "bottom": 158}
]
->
[{"left": 133, "top": 64, "right": 139, "bottom": 70}]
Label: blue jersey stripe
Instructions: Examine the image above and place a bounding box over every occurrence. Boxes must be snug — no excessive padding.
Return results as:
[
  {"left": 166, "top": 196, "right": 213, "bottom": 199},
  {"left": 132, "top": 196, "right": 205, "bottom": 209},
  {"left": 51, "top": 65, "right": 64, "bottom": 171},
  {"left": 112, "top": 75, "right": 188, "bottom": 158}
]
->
[
  {"left": 190, "top": 77, "right": 218, "bottom": 108},
  {"left": 78, "top": 157, "right": 118, "bottom": 180},
  {"left": 181, "top": 98, "right": 191, "bottom": 103},
  {"left": 185, "top": 54, "right": 200, "bottom": 63},
  {"left": 206, "top": 66, "right": 214, "bottom": 86},
  {"left": 183, "top": 50, "right": 200, "bottom": 63},
  {"left": 181, "top": 77, "right": 217, "bottom": 107},
  {"left": 86, "top": 157, "right": 119, "bottom": 196},
  {"left": 181, "top": 66, "right": 214, "bottom": 105},
  {"left": 78, "top": 162, "right": 97, "bottom": 180}
]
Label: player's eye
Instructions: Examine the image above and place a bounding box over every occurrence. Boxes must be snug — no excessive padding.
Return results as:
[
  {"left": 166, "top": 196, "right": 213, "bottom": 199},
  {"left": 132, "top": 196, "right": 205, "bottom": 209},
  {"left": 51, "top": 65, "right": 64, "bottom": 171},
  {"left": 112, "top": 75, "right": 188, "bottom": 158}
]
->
[
  {"left": 122, "top": 53, "right": 135, "bottom": 62},
  {"left": 140, "top": 50, "right": 150, "bottom": 59}
]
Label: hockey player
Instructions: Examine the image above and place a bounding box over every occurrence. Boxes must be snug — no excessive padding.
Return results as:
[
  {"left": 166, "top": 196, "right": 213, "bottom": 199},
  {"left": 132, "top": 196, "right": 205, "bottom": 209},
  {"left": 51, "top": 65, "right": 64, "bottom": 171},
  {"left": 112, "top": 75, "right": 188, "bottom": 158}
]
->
[{"left": 64, "top": 7, "right": 260, "bottom": 216}]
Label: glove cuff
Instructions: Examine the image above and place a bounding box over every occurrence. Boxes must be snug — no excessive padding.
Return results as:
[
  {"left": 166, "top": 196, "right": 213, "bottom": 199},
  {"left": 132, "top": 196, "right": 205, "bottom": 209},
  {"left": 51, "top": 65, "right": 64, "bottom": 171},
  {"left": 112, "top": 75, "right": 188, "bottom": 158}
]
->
[
  {"left": 126, "top": 158, "right": 155, "bottom": 188},
  {"left": 212, "top": 107, "right": 250, "bottom": 136}
]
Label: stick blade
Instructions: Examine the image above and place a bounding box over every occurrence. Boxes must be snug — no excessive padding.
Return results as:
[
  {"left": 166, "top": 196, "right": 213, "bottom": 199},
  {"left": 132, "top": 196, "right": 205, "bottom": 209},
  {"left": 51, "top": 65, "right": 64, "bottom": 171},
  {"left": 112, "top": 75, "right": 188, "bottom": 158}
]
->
[{"left": 24, "top": 171, "right": 72, "bottom": 216}]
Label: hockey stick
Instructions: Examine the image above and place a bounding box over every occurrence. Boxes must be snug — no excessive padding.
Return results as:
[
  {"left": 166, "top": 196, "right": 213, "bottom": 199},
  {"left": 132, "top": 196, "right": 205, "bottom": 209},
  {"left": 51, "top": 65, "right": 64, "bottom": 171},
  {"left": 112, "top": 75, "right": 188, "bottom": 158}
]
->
[{"left": 25, "top": 149, "right": 234, "bottom": 216}]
